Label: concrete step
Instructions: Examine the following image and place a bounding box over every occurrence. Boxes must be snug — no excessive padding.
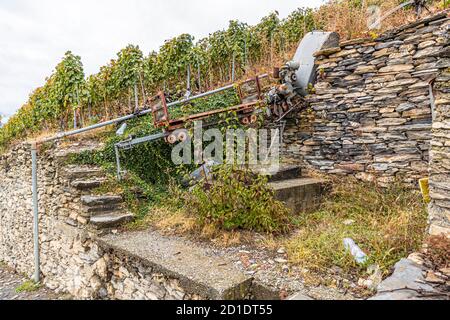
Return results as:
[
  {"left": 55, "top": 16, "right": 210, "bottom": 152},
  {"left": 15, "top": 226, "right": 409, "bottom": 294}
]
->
[
  {"left": 266, "top": 166, "right": 302, "bottom": 182},
  {"left": 99, "top": 230, "right": 254, "bottom": 300},
  {"left": 71, "top": 179, "right": 107, "bottom": 191},
  {"left": 63, "top": 165, "right": 104, "bottom": 180},
  {"left": 269, "top": 178, "right": 326, "bottom": 213},
  {"left": 90, "top": 212, "right": 134, "bottom": 229},
  {"left": 252, "top": 165, "right": 302, "bottom": 182}
]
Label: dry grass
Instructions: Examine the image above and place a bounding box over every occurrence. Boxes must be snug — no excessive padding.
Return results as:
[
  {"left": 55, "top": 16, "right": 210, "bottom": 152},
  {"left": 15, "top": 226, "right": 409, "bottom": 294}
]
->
[
  {"left": 425, "top": 235, "right": 450, "bottom": 269},
  {"left": 125, "top": 205, "right": 246, "bottom": 247},
  {"left": 314, "top": 0, "right": 445, "bottom": 41},
  {"left": 285, "top": 176, "right": 428, "bottom": 277}
]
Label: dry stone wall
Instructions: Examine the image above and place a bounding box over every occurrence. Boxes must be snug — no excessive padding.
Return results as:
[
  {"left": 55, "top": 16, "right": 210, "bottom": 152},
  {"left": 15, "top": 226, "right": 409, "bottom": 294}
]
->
[
  {"left": 0, "top": 143, "right": 204, "bottom": 299},
  {"left": 282, "top": 12, "right": 449, "bottom": 186},
  {"left": 428, "top": 42, "right": 450, "bottom": 237}
]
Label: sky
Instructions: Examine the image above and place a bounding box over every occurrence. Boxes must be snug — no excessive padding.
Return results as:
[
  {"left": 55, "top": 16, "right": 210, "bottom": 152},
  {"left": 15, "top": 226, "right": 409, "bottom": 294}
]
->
[{"left": 0, "top": 0, "right": 325, "bottom": 122}]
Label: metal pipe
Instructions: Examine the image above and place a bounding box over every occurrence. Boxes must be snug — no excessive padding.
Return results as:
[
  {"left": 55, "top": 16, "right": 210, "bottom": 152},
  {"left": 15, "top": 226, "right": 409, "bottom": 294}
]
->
[
  {"left": 114, "top": 144, "right": 122, "bottom": 181},
  {"left": 31, "top": 142, "right": 40, "bottom": 283},
  {"left": 73, "top": 109, "right": 77, "bottom": 129},
  {"left": 39, "top": 112, "right": 143, "bottom": 144},
  {"left": 429, "top": 81, "right": 436, "bottom": 122},
  {"left": 134, "top": 83, "right": 139, "bottom": 112}
]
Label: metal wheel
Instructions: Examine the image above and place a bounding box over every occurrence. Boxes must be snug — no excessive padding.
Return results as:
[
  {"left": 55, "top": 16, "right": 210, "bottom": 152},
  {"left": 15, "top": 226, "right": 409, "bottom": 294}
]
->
[{"left": 166, "top": 134, "right": 177, "bottom": 144}]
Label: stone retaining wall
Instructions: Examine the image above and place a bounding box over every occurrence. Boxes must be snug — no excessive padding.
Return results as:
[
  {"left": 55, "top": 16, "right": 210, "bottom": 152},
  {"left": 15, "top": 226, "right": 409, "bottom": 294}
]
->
[
  {"left": 282, "top": 12, "right": 449, "bottom": 186},
  {"left": 428, "top": 40, "right": 450, "bottom": 237},
  {"left": 0, "top": 143, "right": 204, "bottom": 299}
]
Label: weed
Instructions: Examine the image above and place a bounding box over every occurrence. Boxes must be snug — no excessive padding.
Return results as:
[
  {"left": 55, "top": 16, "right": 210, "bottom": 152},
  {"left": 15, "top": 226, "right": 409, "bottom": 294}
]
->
[
  {"left": 185, "top": 165, "right": 291, "bottom": 234},
  {"left": 16, "top": 280, "right": 41, "bottom": 293}
]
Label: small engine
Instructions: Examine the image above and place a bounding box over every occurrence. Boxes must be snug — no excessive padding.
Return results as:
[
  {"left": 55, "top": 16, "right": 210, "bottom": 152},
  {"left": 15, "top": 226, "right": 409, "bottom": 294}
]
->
[
  {"left": 266, "top": 31, "right": 340, "bottom": 119},
  {"left": 266, "top": 61, "right": 303, "bottom": 118}
]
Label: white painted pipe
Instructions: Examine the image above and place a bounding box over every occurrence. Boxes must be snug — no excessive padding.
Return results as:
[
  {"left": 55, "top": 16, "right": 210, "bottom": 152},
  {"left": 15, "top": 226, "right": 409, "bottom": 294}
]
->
[{"left": 31, "top": 142, "right": 40, "bottom": 283}]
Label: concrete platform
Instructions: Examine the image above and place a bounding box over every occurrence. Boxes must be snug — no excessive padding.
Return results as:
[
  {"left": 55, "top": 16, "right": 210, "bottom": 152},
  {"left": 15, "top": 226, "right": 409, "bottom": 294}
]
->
[
  {"left": 259, "top": 165, "right": 302, "bottom": 183},
  {"left": 99, "top": 230, "right": 253, "bottom": 300},
  {"left": 269, "top": 178, "right": 326, "bottom": 213}
]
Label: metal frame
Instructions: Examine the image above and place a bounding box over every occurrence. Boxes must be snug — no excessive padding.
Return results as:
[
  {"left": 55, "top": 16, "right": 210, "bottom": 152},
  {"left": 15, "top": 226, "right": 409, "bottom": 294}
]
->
[
  {"left": 114, "top": 132, "right": 169, "bottom": 181},
  {"left": 151, "top": 74, "right": 269, "bottom": 129}
]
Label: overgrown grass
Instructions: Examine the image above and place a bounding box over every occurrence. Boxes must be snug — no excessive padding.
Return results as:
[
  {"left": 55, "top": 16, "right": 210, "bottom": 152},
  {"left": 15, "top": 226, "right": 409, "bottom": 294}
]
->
[
  {"left": 16, "top": 280, "right": 41, "bottom": 293},
  {"left": 285, "top": 177, "right": 428, "bottom": 277},
  {"left": 121, "top": 167, "right": 291, "bottom": 246}
]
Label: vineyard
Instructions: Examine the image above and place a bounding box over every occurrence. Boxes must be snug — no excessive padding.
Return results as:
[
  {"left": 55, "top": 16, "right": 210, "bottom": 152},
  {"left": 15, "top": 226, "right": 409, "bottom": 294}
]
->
[{"left": 0, "top": 0, "right": 444, "bottom": 150}]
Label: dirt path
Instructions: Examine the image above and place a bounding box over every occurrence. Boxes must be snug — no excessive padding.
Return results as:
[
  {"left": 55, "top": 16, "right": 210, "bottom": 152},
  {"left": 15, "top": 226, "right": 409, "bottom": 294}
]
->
[{"left": 0, "top": 265, "right": 68, "bottom": 300}]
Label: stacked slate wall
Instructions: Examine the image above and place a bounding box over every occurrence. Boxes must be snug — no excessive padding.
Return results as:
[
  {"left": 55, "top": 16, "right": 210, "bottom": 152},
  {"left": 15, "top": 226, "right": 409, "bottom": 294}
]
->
[{"left": 281, "top": 12, "right": 449, "bottom": 186}]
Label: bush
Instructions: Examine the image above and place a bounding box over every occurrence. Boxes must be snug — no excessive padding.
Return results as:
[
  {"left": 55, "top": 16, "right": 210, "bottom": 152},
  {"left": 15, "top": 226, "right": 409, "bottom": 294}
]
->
[{"left": 185, "top": 165, "right": 291, "bottom": 234}]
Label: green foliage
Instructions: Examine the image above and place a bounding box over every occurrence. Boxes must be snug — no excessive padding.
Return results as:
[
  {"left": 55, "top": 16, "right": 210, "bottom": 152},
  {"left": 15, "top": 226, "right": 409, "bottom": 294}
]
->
[
  {"left": 16, "top": 280, "right": 41, "bottom": 293},
  {"left": 185, "top": 165, "right": 291, "bottom": 234},
  {"left": 53, "top": 51, "right": 85, "bottom": 112},
  {"left": 0, "top": 51, "right": 86, "bottom": 148}
]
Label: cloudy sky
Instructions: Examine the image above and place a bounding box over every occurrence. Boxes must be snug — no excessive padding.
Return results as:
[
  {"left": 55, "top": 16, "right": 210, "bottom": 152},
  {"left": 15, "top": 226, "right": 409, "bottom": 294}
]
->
[{"left": 0, "top": 0, "right": 325, "bottom": 121}]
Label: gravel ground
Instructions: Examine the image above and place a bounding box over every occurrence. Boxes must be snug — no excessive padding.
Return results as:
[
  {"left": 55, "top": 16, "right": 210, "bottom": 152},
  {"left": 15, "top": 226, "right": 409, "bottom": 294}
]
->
[
  {"left": 212, "top": 244, "right": 357, "bottom": 300},
  {"left": 0, "top": 265, "right": 68, "bottom": 300}
]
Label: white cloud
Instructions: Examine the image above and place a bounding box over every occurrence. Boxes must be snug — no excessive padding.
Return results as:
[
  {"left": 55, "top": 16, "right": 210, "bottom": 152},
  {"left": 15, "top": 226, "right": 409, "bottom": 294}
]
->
[{"left": 0, "top": 0, "right": 325, "bottom": 117}]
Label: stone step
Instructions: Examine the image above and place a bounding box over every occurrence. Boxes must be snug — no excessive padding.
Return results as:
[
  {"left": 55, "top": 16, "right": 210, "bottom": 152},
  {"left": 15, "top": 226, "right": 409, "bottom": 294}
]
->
[
  {"left": 90, "top": 212, "right": 134, "bottom": 229},
  {"left": 63, "top": 165, "right": 104, "bottom": 180},
  {"left": 269, "top": 178, "right": 326, "bottom": 213},
  {"left": 81, "top": 195, "right": 123, "bottom": 207},
  {"left": 54, "top": 141, "right": 105, "bottom": 162},
  {"left": 81, "top": 195, "right": 124, "bottom": 215},
  {"left": 99, "top": 230, "right": 254, "bottom": 300},
  {"left": 71, "top": 179, "right": 107, "bottom": 191},
  {"left": 85, "top": 205, "right": 125, "bottom": 216}
]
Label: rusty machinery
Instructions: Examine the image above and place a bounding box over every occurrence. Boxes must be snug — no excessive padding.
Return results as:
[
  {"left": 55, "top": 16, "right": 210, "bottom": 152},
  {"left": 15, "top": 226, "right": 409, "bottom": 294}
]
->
[{"left": 114, "top": 31, "right": 340, "bottom": 179}]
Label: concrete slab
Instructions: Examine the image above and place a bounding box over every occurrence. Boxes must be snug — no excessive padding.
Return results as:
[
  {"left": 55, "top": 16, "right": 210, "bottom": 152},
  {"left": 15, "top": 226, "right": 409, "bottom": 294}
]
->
[
  {"left": 99, "top": 230, "right": 253, "bottom": 300},
  {"left": 253, "top": 165, "right": 302, "bottom": 182},
  {"left": 269, "top": 178, "right": 326, "bottom": 213}
]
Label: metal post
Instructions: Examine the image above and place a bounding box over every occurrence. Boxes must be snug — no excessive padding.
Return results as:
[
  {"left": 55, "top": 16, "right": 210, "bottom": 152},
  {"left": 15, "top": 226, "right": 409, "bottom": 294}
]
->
[
  {"left": 114, "top": 144, "right": 122, "bottom": 181},
  {"left": 73, "top": 109, "right": 77, "bottom": 129},
  {"left": 31, "top": 142, "right": 40, "bottom": 283},
  {"left": 187, "top": 64, "right": 191, "bottom": 92},
  {"left": 232, "top": 52, "right": 236, "bottom": 82},
  {"left": 134, "top": 83, "right": 139, "bottom": 112}
]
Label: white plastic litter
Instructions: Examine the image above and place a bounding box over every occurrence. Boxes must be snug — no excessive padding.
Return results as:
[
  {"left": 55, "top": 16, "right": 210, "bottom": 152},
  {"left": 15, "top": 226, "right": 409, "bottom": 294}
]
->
[{"left": 343, "top": 238, "right": 368, "bottom": 265}]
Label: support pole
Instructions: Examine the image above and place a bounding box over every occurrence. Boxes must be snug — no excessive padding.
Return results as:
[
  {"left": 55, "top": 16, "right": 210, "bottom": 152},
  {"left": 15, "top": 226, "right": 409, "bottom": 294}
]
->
[
  {"left": 31, "top": 142, "right": 40, "bottom": 283},
  {"left": 134, "top": 83, "right": 139, "bottom": 113},
  {"left": 232, "top": 52, "right": 236, "bottom": 82},
  {"left": 114, "top": 144, "right": 122, "bottom": 181}
]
